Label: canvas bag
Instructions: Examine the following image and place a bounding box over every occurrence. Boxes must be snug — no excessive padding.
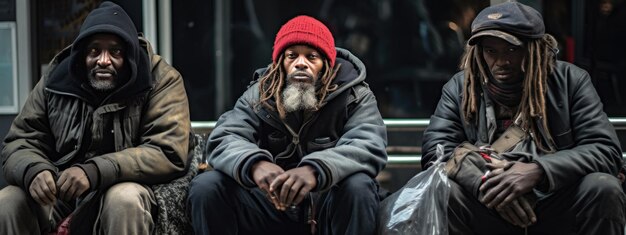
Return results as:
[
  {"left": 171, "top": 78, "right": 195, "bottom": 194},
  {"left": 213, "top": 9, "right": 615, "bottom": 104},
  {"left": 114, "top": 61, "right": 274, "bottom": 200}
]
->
[{"left": 444, "top": 123, "right": 526, "bottom": 197}]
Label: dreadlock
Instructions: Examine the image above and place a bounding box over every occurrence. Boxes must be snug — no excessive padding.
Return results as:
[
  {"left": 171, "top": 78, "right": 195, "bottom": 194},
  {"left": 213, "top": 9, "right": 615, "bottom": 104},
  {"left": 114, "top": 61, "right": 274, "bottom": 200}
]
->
[
  {"left": 258, "top": 54, "right": 341, "bottom": 119},
  {"left": 460, "top": 34, "right": 559, "bottom": 153}
]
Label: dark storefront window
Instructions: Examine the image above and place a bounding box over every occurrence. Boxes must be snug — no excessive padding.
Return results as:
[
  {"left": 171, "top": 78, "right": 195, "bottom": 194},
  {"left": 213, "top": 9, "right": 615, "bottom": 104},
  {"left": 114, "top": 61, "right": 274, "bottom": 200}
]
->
[
  {"left": 229, "top": 0, "right": 489, "bottom": 118},
  {"left": 30, "top": 0, "right": 625, "bottom": 120},
  {"left": 34, "top": 0, "right": 142, "bottom": 83},
  {"left": 172, "top": 0, "right": 216, "bottom": 120},
  {"left": 36, "top": 0, "right": 99, "bottom": 72},
  {"left": 579, "top": 0, "right": 626, "bottom": 116}
]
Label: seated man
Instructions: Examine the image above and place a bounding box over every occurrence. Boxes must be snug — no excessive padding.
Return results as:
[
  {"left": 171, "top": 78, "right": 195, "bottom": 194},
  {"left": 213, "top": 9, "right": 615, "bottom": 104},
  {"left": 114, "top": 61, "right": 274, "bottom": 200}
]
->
[
  {"left": 0, "top": 2, "right": 190, "bottom": 234},
  {"left": 188, "top": 15, "right": 387, "bottom": 235},
  {"left": 422, "top": 2, "right": 626, "bottom": 235}
]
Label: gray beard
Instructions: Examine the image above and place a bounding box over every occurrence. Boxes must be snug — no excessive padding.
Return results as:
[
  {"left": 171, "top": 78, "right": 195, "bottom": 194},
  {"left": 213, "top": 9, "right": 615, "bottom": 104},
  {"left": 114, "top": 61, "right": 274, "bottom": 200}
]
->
[
  {"left": 88, "top": 77, "right": 117, "bottom": 92},
  {"left": 282, "top": 82, "right": 317, "bottom": 113}
]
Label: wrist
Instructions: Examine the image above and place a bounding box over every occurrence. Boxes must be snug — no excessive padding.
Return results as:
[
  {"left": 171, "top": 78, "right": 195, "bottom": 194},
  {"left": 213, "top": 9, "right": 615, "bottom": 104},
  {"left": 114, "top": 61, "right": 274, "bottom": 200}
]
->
[
  {"left": 245, "top": 158, "right": 270, "bottom": 187},
  {"left": 77, "top": 163, "right": 99, "bottom": 190},
  {"left": 531, "top": 162, "right": 549, "bottom": 192}
]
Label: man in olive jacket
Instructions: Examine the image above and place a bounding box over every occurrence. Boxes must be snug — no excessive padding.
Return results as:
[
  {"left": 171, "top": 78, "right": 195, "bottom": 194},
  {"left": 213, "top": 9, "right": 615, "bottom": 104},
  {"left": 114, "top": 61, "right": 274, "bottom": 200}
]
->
[
  {"left": 422, "top": 2, "right": 625, "bottom": 234},
  {"left": 188, "top": 15, "right": 387, "bottom": 235},
  {"left": 0, "top": 2, "right": 190, "bottom": 234}
]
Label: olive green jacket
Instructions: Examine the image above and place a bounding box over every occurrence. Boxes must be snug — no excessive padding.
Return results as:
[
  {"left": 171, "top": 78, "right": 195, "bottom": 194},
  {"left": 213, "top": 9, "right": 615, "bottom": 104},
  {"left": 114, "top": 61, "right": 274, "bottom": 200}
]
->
[{"left": 1, "top": 38, "right": 190, "bottom": 191}]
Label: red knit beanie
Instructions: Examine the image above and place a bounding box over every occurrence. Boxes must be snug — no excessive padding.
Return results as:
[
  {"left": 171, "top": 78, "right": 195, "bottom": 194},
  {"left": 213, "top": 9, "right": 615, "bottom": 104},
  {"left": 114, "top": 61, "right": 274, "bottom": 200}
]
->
[{"left": 272, "top": 15, "right": 336, "bottom": 67}]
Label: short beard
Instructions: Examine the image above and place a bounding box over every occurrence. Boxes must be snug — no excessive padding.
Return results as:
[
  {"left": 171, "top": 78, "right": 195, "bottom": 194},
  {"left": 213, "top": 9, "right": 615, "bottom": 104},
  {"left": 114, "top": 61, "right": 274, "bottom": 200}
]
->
[
  {"left": 88, "top": 78, "right": 117, "bottom": 92},
  {"left": 87, "top": 68, "right": 118, "bottom": 92},
  {"left": 282, "top": 81, "right": 317, "bottom": 113}
]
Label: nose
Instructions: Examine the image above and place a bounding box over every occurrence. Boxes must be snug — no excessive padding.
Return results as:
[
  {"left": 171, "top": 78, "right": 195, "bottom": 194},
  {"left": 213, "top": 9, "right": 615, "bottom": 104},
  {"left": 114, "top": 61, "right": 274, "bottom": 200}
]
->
[
  {"left": 495, "top": 56, "right": 511, "bottom": 67},
  {"left": 97, "top": 50, "right": 112, "bottom": 67},
  {"left": 294, "top": 56, "right": 308, "bottom": 70}
]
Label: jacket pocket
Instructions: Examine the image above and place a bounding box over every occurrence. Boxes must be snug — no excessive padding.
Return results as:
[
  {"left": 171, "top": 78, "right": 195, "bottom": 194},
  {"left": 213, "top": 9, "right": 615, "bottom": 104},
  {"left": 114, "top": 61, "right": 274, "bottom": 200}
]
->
[
  {"left": 553, "top": 129, "right": 574, "bottom": 150},
  {"left": 306, "top": 137, "right": 338, "bottom": 153}
]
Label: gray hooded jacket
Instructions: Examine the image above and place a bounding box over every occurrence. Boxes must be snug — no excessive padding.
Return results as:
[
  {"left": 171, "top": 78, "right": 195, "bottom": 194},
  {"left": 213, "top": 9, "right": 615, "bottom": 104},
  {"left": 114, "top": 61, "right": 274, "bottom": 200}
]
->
[{"left": 207, "top": 48, "right": 387, "bottom": 191}]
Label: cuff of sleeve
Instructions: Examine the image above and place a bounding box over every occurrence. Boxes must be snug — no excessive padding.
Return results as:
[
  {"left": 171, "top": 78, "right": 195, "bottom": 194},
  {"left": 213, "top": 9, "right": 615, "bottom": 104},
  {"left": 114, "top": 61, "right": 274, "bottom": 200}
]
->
[
  {"left": 77, "top": 163, "right": 100, "bottom": 191},
  {"left": 240, "top": 154, "right": 272, "bottom": 188},
  {"left": 24, "top": 163, "right": 56, "bottom": 191},
  {"left": 532, "top": 160, "right": 551, "bottom": 193},
  {"left": 299, "top": 160, "right": 326, "bottom": 192},
  {"left": 87, "top": 157, "right": 118, "bottom": 189}
]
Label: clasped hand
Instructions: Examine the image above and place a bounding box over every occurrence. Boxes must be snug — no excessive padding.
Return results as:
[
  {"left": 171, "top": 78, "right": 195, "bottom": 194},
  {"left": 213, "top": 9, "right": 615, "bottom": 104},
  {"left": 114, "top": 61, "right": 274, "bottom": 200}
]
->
[
  {"left": 28, "top": 167, "right": 91, "bottom": 206},
  {"left": 479, "top": 161, "right": 544, "bottom": 228},
  {"left": 251, "top": 161, "right": 317, "bottom": 211}
]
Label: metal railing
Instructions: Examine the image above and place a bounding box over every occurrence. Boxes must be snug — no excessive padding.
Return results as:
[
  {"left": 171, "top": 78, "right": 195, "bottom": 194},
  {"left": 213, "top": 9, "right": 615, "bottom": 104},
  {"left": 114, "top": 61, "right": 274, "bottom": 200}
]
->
[{"left": 192, "top": 118, "right": 626, "bottom": 166}]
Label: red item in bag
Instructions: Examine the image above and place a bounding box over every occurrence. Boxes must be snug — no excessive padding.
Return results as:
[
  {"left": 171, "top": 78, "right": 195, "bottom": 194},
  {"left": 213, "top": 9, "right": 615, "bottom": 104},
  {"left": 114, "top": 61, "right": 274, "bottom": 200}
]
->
[{"left": 48, "top": 215, "right": 71, "bottom": 235}]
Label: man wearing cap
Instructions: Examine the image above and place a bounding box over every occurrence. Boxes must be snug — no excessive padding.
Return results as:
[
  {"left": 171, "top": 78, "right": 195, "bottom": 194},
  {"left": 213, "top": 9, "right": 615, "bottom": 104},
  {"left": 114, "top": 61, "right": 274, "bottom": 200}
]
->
[
  {"left": 0, "top": 2, "right": 190, "bottom": 234},
  {"left": 422, "top": 2, "right": 625, "bottom": 234},
  {"left": 187, "top": 15, "right": 386, "bottom": 235}
]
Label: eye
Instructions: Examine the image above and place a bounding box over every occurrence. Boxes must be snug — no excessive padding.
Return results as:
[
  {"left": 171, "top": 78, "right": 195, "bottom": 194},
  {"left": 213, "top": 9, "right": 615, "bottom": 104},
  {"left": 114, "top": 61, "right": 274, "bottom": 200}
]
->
[
  {"left": 87, "top": 47, "right": 100, "bottom": 56},
  {"left": 285, "top": 52, "right": 296, "bottom": 59},
  {"left": 308, "top": 53, "right": 319, "bottom": 59},
  {"left": 111, "top": 48, "right": 123, "bottom": 57},
  {"left": 508, "top": 47, "right": 518, "bottom": 52},
  {"left": 485, "top": 48, "right": 496, "bottom": 54}
]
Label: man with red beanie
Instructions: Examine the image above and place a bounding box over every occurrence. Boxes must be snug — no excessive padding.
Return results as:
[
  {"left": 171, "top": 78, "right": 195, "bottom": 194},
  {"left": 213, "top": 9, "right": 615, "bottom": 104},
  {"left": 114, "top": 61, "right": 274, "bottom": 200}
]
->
[{"left": 188, "top": 15, "right": 387, "bottom": 235}]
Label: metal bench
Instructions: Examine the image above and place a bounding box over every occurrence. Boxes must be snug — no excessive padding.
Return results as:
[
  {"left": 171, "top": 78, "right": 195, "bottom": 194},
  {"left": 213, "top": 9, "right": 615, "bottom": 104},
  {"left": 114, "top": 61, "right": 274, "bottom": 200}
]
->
[{"left": 192, "top": 118, "right": 626, "bottom": 166}]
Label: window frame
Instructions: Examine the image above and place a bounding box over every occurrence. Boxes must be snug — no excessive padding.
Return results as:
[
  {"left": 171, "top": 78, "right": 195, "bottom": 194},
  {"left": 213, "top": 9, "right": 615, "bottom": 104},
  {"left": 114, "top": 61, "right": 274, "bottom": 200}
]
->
[{"left": 0, "top": 22, "right": 18, "bottom": 114}]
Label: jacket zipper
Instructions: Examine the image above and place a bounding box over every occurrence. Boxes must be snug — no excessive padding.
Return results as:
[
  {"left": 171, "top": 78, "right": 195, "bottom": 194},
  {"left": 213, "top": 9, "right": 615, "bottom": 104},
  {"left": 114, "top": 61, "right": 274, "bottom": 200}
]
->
[{"left": 270, "top": 112, "right": 319, "bottom": 161}]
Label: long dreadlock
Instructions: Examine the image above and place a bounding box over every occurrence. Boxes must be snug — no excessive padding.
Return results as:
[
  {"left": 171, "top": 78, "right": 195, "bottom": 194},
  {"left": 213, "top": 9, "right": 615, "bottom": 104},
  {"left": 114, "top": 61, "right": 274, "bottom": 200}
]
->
[
  {"left": 460, "top": 34, "right": 559, "bottom": 153},
  {"left": 258, "top": 54, "right": 341, "bottom": 119}
]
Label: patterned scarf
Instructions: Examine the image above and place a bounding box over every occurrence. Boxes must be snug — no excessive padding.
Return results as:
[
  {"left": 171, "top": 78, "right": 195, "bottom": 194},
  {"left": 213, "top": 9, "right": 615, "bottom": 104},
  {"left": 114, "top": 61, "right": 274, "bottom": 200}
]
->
[{"left": 485, "top": 75, "right": 524, "bottom": 107}]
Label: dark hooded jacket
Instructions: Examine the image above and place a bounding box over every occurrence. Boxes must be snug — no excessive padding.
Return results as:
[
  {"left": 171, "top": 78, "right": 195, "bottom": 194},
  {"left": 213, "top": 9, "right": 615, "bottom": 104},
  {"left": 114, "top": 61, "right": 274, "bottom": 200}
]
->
[
  {"left": 2, "top": 2, "right": 190, "bottom": 193},
  {"left": 206, "top": 48, "right": 387, "bottom": 191},
  {"left": 422, "top": 61, "right": 622, "bottom": 193}
]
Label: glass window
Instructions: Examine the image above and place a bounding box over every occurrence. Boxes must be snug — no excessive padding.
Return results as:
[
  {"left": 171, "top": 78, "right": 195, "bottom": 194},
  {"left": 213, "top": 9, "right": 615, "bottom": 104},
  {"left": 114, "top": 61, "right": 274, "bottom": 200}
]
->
[
  {"left": 0, "top": 22, "right": 17, "bottom": 113},
  {"left": 34, "top": 0, "right": 142, "bottom": 84},
  {"left": 228, "top": 0, "right": 489, "bottom": 118},
  {"left": 171, "top": 0, "right": 216, "bottom": 120},
  {"left": 578, "top": 0, "right": 626, "bottom": 116}
]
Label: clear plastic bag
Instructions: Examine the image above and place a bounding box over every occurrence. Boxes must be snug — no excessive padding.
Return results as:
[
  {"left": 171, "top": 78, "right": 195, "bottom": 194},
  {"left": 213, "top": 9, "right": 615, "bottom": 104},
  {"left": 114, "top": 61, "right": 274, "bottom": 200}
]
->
[{"left": 378, "top": 144, "right": 451, "bottom": 235}]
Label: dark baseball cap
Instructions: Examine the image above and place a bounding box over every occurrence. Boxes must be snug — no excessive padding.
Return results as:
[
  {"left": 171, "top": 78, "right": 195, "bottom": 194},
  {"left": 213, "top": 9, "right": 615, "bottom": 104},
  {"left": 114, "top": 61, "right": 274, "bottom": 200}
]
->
[{"left": 468, "top": 1, "right": 544, "bottom": 46}]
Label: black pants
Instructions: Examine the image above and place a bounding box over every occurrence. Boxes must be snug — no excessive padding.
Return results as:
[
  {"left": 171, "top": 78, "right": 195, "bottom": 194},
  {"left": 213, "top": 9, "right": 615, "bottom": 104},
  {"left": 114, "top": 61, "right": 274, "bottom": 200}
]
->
[
  {"left": 449, "top": 172, "right": 626, "bottom": 235},
  {"left": 188, "top": 171, "right": 379, "bottom": 235}
]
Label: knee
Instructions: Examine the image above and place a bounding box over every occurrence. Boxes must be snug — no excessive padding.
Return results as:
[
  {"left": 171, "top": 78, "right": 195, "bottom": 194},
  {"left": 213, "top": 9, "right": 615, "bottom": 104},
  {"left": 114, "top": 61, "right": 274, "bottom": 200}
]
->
[
  {"left": 102, "top": 182, "right": 152, "bottom": 214},
  {"left": 188, "top": 171, "right": 232, "bottom": 204},
  {"left": 576, "top": 173, "right": 626, "bottom": 216},
  {"left": 335, "top": 173, "right": 377, "bottom": 200},
  {"left": 0, "top": 186, "right": 32, "bottom": 217},
  {"left": 578, "top": 173, "right": 625, "bottom": 201}
]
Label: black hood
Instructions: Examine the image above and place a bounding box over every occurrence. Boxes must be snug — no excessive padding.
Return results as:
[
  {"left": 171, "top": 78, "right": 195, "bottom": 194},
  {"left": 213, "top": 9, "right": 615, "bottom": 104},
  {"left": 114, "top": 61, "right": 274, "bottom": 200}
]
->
[{"left": 46, "top": 1, "right": 152, "bottom": 104}]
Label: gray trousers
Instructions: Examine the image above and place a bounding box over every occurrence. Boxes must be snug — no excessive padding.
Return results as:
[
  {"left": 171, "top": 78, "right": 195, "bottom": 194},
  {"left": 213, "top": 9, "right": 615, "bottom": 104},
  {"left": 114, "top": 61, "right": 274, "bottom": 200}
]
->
[
  {"left": 0, "top": 182, "right": 156, "bottom": 235},
  {"left": 448, "top": 172, "right": 626, "bottom": 235}
]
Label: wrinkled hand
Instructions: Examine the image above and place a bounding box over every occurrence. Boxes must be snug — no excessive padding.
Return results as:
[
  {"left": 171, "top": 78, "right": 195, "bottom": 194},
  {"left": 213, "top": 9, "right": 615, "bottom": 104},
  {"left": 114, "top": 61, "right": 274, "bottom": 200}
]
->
[
  {"left": 251, "top": 161, "right": 285, "bottom": 208},
  {"left": 495, "top": 196, "right": 537, "bottom": 227},
  {"left": 269, "top": 166, "right": 317, "bottom": 211},
  {"left": 57, "top": 167, "right": 90, "bottom": 202},
  {"left": 29, "top": 170, "right": 57, "bottom": 206},
  {"left": 479, "top": 162, "right": 544, "bottom": 210}
]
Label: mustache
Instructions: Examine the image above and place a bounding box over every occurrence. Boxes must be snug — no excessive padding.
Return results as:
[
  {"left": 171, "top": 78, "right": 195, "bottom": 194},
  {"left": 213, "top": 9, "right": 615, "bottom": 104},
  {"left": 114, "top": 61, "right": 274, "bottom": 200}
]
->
[
  {"left": 90, "top": 67, "right": 117, "bottom": 76},
  {"left": 493, "top": 65, "right": 514, "bottom": 73},
  {"left": 287, "top": 71, "right": 314, "bottom": 81}
]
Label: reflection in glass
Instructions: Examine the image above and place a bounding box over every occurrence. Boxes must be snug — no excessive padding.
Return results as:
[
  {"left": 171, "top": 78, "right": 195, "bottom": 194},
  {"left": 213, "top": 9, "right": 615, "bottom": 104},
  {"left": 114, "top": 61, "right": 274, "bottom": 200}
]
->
[{"left": 0, "top": 23, "right": 17, "bottom": 113}]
